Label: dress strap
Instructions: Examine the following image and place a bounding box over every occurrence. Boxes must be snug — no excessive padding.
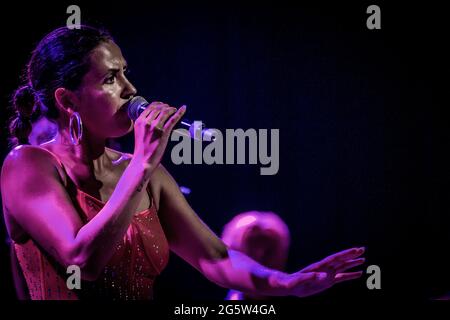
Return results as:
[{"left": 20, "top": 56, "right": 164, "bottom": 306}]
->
[
  {"left": 38, "top": 146, "right": 157, "bottom": 212},
  {"left": 38, "top": 146, "right": 69, "bottom": 187}
]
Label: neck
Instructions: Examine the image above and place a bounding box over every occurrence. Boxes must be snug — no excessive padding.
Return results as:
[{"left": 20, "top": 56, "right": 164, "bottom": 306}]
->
[
  {"left": 55, "top": 127, "right": 106, "bottom": 161},
  {"left": 46, "top": 125, "right": 113, "bottom": 179}
]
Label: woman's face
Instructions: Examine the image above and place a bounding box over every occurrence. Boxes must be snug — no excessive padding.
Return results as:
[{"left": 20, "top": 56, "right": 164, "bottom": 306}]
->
[{"left": 74, "top": 40, "right": 137, "bottom": 139}]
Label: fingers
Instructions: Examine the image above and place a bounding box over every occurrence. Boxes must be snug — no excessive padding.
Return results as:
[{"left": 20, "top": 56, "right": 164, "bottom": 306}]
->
[
  {"left": 336, "top": 258, "right": 365, "bottom": 273},
  {"left": 138, "top": 101, "right": 164, "bottom": 119},
  {"left": 292, "top": 250, "right": 365, "bottom": 296},
  {"left": 164, "top": 105, "right": 186, "bottom": 131},
  {"left": 334, "top": 271, "right": 363, "bottom": 283},
  {"left": 301, "top": 247, "right": 366, "bottom": 273},
  {"left": 321, "top": 247, "right": 365, "bottom": 267},
  {"left": 154, "top": 106, "right": 177, "bottom": 131},
  {"left": 147, "top": 108, "right": 163, "bottom": 122},
  {"left": 331, "top": 247, "right": 365, "bottom": 261},
  {"left": 141, "top": 102, "right": 184, "bottom": 135}
]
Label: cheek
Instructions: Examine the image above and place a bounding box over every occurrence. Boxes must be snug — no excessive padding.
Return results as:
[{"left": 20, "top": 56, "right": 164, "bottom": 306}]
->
[
  {"left": 93, "top": 92, "right": 117, "bottom": 114},
  {"left": 77, "top": 87, "right": 133, "bottom": 137},
  {"left": 79, "top": 91, "right": 118, "bottom": 124}
]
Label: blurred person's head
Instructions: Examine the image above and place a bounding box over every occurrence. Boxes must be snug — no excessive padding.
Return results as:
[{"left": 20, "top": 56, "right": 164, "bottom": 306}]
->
[
  {"left": 221, "top": 211, "right": 290, "bottom": 271},
  {"left": 28, "top": 116, "right": 58, "bottom": 145}
]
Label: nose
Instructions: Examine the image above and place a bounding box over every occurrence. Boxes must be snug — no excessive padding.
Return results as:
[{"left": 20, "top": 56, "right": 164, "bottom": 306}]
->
[{"left": 122, "top": 78, "right": 137, "bottom": 100}]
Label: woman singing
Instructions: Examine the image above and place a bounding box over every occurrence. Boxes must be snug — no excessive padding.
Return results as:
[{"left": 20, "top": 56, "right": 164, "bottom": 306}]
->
[{"left": 1, "top": 25, "right": 365, "bottom": 300}]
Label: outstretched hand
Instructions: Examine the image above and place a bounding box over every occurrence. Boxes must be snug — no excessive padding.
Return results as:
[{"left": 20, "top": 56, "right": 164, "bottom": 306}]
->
[{"left": 274, "top": 247, "right": 365, "bottom": 297}]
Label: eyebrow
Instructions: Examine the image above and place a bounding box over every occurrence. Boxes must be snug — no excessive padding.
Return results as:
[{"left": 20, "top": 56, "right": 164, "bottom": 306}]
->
[{"left": 101, "top": 62, "right": 128, "bottom": 79}]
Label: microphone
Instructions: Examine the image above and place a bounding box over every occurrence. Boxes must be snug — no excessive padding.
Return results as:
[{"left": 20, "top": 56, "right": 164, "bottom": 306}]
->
[{"left": 125, "top": 96, "right": 215, "bottom": 141}]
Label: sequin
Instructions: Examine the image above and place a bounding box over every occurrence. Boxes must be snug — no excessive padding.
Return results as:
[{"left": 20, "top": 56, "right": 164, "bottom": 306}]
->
[{"left": 14, "top": 186, "right": 169, "bottom": 300}]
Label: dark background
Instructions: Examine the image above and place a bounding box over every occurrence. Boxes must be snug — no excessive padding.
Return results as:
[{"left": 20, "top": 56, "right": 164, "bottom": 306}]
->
[{"left": 0, "top": 0, "right": 447, "bottom": 302}]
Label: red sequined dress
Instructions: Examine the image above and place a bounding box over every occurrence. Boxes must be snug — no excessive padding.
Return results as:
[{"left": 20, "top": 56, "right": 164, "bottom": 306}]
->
[{"left": 13, "top": 148, "right": 170, "bottom": 300}]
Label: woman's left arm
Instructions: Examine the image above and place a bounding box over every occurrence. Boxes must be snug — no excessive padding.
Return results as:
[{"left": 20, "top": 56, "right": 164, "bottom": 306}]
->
[{"left": 155, "top": 165, "right": 365, "bottom": 297}]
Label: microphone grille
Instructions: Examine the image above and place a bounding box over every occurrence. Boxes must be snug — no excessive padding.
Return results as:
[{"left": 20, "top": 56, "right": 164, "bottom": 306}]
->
[{"left": 126, "top": 96, "right": 149, "bottom": 120}]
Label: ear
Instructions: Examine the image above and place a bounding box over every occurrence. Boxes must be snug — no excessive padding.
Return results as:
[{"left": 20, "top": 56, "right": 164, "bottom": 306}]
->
[{"left": 54, "top": 88, "right": 79, "bottom": 114}]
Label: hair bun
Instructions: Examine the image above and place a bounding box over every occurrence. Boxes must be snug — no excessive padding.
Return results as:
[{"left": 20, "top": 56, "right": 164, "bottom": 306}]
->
[{"left": 13, "top": 85, "right": 37, "bottom": 119}]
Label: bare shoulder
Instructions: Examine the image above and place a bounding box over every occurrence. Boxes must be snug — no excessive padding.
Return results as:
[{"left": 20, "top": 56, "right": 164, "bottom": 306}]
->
[
  {"left": 1, "top": 145, "right": 65, "bottom": 200},
  {"left": 1, "top": 145, "right": 62, "bottom": 179},
  {"left": 151, "top": 163, "right": 174, "bottom": 185},
  {"left": 151, "top": 163, "right": 182, "bottom": 200},
  {"left": 1, "top": 145, "right": 65, "bottom": 239}
]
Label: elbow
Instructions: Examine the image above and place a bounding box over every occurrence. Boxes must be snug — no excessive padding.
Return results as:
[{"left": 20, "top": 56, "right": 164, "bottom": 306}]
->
[
  {"left": 62, "top": 243, "right": 103, "bottom": 282},
  {"left": 69, "top": 255, "right": 103, "bottom": 282}
]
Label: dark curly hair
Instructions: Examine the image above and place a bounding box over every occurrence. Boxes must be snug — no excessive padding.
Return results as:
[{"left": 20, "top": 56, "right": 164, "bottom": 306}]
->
[{"left": 9, "top": 25, "right": 113, "bottom": 146}]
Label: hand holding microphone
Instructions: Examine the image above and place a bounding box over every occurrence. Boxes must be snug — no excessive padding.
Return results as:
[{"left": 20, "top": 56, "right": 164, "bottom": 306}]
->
[
  {"left": 126, "top": 96, "right": 215, "bottom": 141},
  {"left": 129, "top": 98, "right": 186, "bottom": 174}
]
